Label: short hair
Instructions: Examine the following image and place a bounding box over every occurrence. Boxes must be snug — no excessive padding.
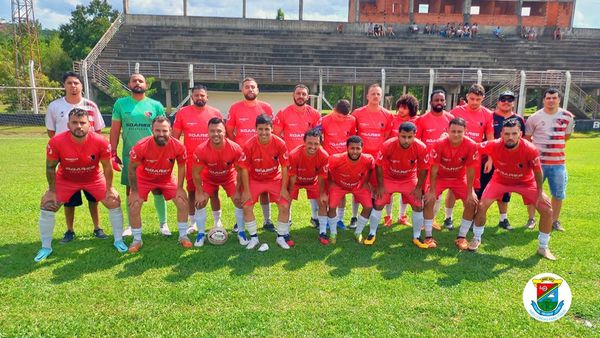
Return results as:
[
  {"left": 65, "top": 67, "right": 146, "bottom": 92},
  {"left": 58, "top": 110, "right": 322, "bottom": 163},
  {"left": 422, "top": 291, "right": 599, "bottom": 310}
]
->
[
  {"left": 68, "top": 108, "right": 89, "bottom": 119},
  {"left": 242, "top": 77, "right": 257, "bottom": 85},
  {"left": 191, "top": 84, "right": 208, "bottom": 92},
  {"left": 255, "top": 113, "right": 272, "bottom": 127},
  {"left": 294, "top": 84, "right": 309, "bottom": 93},
  {"left": 129, "top": 73, "right": 145, "bottom": 81},
  {"left": 303, "top": 128, "right": 323, "bottom": 142},
  {"left": 501, "top": 118, "right": 520, "bottom": 129},
  {"left": 334, "top": 99, "right": 351, "bottom": 115},
  {"left": 368, "top": 83, "right": 381, "bottom": 92},
  {"left": 152, "top": 115, "right": 171, "bottom": 127},
  {"left": 395, "top": 94, "right": 419, "bottom": 117},
  {"left": 543, "top": 87, "right": 562, "bottom": 98},
  {"left": 347, "top": 135, "right": 363, "bottom": 147},
  {"left": 449, "top": 117, "right": 466, "bottom": 128},
  {"left": 467, "top": 84, "right": 485, "bottom": 96},
  {"left": 399, "top": 121, "right": 417, "bottom": 134},
  {"left": 62, "top": 71, "right": 81, "bottom": 84},
  {"left": 207, "top": 117, "right": 225, "bottom": 127},
  {"left": 430, "top": 89, "right": 446, "bottom": 101}
]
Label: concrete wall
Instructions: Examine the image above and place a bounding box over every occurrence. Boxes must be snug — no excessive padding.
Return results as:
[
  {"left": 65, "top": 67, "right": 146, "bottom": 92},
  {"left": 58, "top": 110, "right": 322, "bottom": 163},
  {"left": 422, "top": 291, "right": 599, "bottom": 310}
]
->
[{"left": 194, "top": 91, "right": 297, "bottom": 118}]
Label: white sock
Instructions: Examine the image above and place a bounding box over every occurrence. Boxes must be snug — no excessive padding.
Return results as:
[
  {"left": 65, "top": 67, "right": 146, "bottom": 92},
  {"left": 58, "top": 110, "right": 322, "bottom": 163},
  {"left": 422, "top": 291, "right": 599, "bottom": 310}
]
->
[
  {"left": 337, "top": 207, "right": 345, "bottom": 222},
  {"left": 355, "top": 215, "right": 369, "bottom": 234},
  {"left": 328, "top": 217, "right": 338, "bottom": 235},
  {"left": 499, "top": 213, "right": 507, "bottom": 222},
  {"left": 132, "top": 227, "right": 142, "bottom": 241},
  {"left": 400, "top": 202, "right": 408, "bottom": 217},
  {"left": 433, "top": 197, "right": 442, "bottom": 216},
  {"left": 369, "top": 209, "right": 382, "bottom": 235},
  {"left": 309, "top": 199, "right": 319, "bottom": 219},
  {"left": 424, "top": 219, "right": 433, "bottom": 237},
  {"left": 194, "top": 207, "right": 207, "bottom": 234},
  {"left": 412, "top": 212, "right": 424, "bottom": 239},
  {"left": 445, "top": 207, "right": 454, "bottom": 219},
  {"left": 458, "top": 218, "right": 472, "bottom": 238},
  {"left": 188, "top": 214, "right": 196, "bottom": 226},
  {"left": 538, "top": 232, "right": 550, "bottom": 249},
  {"left": 473, "top": 226, "right": 484, "bottom": 241},
  {"left": 178, "top": 222, "right": 188, "bottom": 239},
  {"left": 351, "top": 201, "right": 359, "bottom": 218},
  {"left": 385, "top": 203, "right": 392, "bottom": 217},
  {"left": 108, "top": 208, "right": 124, "bottom": 242},
  {"left": 318, "top": 216, "right": 327, "bottom": 234},
  {"left": 277, "top": 221, "right": 290, "bottom": 236},
  {"left": 212, "top": 209, "right": 222, "bottom": 225},
  {"left": 39, "top": 209, "right": 56, "bottom": 248},
  {"left": 234, "top": 207, "right": 245, "bottom": 232},
  {"left": 261, "top": 203, "right": 271, "bottom": 222},
  {"left": 246, "top": 220, "right": 257, "bottom": 236}
]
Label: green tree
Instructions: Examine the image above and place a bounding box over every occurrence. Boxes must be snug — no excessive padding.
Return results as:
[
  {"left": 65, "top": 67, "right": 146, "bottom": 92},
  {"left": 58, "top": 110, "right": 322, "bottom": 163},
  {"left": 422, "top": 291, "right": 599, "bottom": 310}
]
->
[
  {"left": 59, "top": 0, "right": 119, "bottom": 60},
  {"left": 276, "top": 8, "right": 285, "bottom": 20},
  {"left": 107, "top": 74, "right": 157, "bottom": 99},
  {"left": 40, "top": 33, "right": 73, "bottom": 82}
]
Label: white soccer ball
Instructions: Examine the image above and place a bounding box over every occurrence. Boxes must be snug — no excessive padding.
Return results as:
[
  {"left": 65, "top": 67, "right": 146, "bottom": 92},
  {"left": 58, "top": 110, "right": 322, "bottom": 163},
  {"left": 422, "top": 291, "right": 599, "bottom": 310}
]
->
[{"left": 207, "top": 227, "right": 228, "bottom": 245}]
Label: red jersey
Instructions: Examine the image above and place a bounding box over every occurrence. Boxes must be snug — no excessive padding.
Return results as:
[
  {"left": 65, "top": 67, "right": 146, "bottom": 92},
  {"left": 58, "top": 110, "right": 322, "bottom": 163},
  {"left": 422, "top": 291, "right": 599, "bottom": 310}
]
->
[
  {"left": 430, "top": 136, "right": 479, "bottom": 180},
  {"left": 377, "top": 137, "right": 429, "bottom": 181},
  {"left": 390, "top": 115, "right": 417, "bottom": 138},
  {"left": 173, "top": 105, "right": 222, "bottom": 156},
  {"left": 129, "top": 136, "right": 187, "bottom": 181},
  {"left": 319, "top": 112, "right": 357, "bottom": 155},
  {"left": 193, "top": 138, "right": 244, "bottom": 184},
  {"left": 479, "top": 138, "right": 541, "bottom": 185},
  {"left": 46, "top": 131, "right": 111, "bottom": 182},
  {"left": 240, "top": 135, "right": 289, "bottom": 181},
  {"left": 273, "top": 104, "right": 321, "bottom": 150},
  {"left": 352, "top": 105, "right": 393, "bottom": 155},
  {"left": 328, "top": 152, "right": 375, "bottom": 191},
  {"left": 226, "top": 100, "right": 273, "bottom": 146},
  {"left": 450, "top": 105, "right": 493, "bottom": 143},
  {"left": 289, "top": 144, "right": 329, "bottom": 187},
  {"left": 415, "top": 111, "right": 455, "bottom": 148}
]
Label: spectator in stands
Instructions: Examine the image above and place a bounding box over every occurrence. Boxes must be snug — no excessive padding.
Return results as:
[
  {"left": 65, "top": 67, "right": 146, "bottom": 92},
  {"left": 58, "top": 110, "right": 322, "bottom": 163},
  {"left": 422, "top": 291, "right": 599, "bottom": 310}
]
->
[
  {"left": 386, "top": 25, "right": 396, "bottom": 39},
  {"left": 409, "top": 23, "right": 419, "bottom": 34},
  {"left": 494, "top": 26, "right": 504, "bottom": 40},
  {"left": 440, "top": 23, "right": 447, "bottom": 37},
  {"left": 456, "top": 25, "right": 464, "bottom": 38},
  {"left": 374, "top": 24, "right": 380, "bottom": 37},
  {"left": 432, "top": 23, "right": 438, "bottom": 35},
  {"left": 528, "top": 27, "right": 537, "bottom": 40},
  {"left": 367, "top": 22, "right": 374, "bottom": 36},
  {"left": 471, "top": 23, "right": 478, "bottom": 38},
  {"left": 424, "top": 24, "right": 431, "bottom": 34},
  {"left": 553, "top": 27, "right": 562, "bottom": 40},
  {"left": 337, "top": 23, "right": 344, "bottom": 34}
]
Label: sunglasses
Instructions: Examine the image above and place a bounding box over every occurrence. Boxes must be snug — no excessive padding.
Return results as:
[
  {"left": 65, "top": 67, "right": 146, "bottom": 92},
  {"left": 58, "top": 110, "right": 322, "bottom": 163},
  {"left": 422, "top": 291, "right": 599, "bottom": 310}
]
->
[{"left": 499, "top": 97, "right": 515, "bottom": 103}]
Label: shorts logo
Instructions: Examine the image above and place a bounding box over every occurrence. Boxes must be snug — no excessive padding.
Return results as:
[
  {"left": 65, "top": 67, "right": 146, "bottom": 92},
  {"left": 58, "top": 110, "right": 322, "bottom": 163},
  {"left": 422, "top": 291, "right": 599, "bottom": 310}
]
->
[
  {"left": 169, "top": 158, "right": 174, "bottom": 164},
  {"left": 523, "top": 273, "right": 571, "bottom": 322},
  {"left": 90, "top": 154, "right": 96, "bottom": 161}
]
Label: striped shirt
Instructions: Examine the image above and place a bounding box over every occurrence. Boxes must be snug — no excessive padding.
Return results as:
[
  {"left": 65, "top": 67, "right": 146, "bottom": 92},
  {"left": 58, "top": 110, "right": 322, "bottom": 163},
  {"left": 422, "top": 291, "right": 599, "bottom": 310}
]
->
[{"left": 525, "top": 108, "right": 575, "bottom": 165}]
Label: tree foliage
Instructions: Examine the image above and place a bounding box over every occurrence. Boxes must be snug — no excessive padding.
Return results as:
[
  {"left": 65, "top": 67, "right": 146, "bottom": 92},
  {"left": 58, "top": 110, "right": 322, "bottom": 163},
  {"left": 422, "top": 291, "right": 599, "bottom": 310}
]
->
[
  {"left": 276, "top": 8, "right": 285, "bottom": 20},
  {"left": 107, "top": 74, "right": 157, "bottom": 99}
]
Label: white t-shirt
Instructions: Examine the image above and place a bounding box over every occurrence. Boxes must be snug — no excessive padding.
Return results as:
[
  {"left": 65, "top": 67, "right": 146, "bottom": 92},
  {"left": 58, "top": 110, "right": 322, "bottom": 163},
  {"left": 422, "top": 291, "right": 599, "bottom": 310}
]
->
[{"left": 45, "top": 97, "right": 105, "bottom": 134}]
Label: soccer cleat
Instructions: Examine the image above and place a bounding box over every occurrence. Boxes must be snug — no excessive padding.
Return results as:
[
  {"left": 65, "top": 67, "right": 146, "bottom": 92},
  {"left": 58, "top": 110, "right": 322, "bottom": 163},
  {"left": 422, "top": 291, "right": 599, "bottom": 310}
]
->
[
  {"left": 443, "top": 217, "right": 454, "bottom": 230},
  {"left": 179, "top": 236, "right": 193, "bottom": 248},
  {"left": 525, "top": 218, "right": 536, "bottom": 230},
  {"left": 349, "top": 217, "right": 358, "bottom": 229},
  {"left": 34, "top": 247, "right": 53, "bottom": 262},
  {"left": 113, "top": 240, "right": 128, "bottom": 253},
  {"left": 337, "top": 220, "right": 347, "bottom": 230},
  {"left": 412, "top": 238, "right": 429, "bottom": 249},
  {"left": 383, "top": 216, "right": 393, "bottom": 228},
  {"left": 498, "top": 219, "right": 513, "bottom": 230},
  {"left": 275, "top": 236, "right": 290, "bottom": 249},
  {"left": 93, "top": 228, "right": 108, "bottom": 239},
  {"left": 194, "top": 233, "right": 205, "bottom": 247},
  {"left": 354, "top": 232, "right": 363, "bottom": 244},
  {"left": 128, "top": 240, "right": 143, "bottom": 253},
  {"left": 363, "top": 234, "right": 376, "bottom": 245},
  {"left": 59, "top": 230, "right": 75, "bottom": 244},
  {"left": 552, "top": 220, "right": 565, "bottom": 232},
  {"left": 455, "top": 237, "right": 469, "bottom": 251},
  {"left": 467, "top": 239, "right": 481, "bottom": 251},
  {"left": 263, "top": 220, "right": 276, "bottom": 232},
  {"left": 159, "top": 223, "right": 172, "bottom": 237},
  {"left": 122, "top": 226, "right": 133, "bottom": 237},
  {"left": 537, "top": 247, "right": 557, "bottom": 261},
  {"left": 232, "top": 223, "right": 239, "bottom": 233},
  {"left": 319, "top": 233, "right": 330, "bottom": 245},
  {"left": 283, "top": 234, "right": 295, "bottom": 247},
  {"left": 329, "top": 234, "right": 337, "bottom": 245},
  {"left": 424, "top": 237, "right": 437, "bottom": 248},
  {"left": 246, "top": 236, "right": 260, "bottom": 250},
  {"left": 310, "top": 218, "right": 319, "bottom": 228},
  {"left": 432, "top": 222, "right": 442, "bottom": 231},
  {"left": 398, "top": 215, "right": 411, "bottom": 226},
  {"left": 237, "top": 231, "right": 249, "bottom": 246},
  {"left": 186, "top": 224, "right": 198, "bottom": 235}
]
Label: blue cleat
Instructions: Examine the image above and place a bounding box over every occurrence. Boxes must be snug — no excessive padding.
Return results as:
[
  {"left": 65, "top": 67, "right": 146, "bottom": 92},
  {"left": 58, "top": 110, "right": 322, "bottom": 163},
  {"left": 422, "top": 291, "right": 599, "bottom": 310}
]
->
[
  {"left": 337, "top": 220, "right": 346, "bottom": 230},
  {"left": 114, "top": 240, "right": 128, "bottom": 253},
  {"left": 34, "top": 247, "right": 53, "bottom": 262}
]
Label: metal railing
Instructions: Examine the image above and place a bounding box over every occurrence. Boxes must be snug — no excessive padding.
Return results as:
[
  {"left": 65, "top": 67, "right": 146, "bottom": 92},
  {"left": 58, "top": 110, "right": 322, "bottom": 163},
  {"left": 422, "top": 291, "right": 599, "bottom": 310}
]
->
[{"left": 568, "top": 82, "right": 600, "bottom": 119}]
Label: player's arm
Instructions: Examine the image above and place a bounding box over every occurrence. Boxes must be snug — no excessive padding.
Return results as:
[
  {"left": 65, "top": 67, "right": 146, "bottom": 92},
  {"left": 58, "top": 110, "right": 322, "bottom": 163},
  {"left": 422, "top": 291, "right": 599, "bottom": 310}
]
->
[
  {"left": 280, "top": 165, "right": 291, "bottom": 201},
  {"left": 375, "top": 166, "right": 384, "bottom": 199},
  {"left": 192, "top": 163, "right": 209, "bottom": 208},
  {"left": 128, "top": 161, "right": 140, "bottom": 193},
  {"left": 318, "top": 175, "right": 328, "bottom": 206},
  {"left": 413, "top": 168, "right": 427, "bottom": 201},
  {"left": 239, "top": 168, "right": 251, "bottom": 203},
  {"left": 176, "top": 158, "right": 187, "bottom": 203},
  {"left": 466, "top": 165, "right": 477, "bottom": 205},
  {"left": 47, "top": 130, "right": 55, "bottom": 138},
  {"left": 533, "top": 168, "right": 546, "bottom": 207},
  {"left": 172, "top": 128, "right": 183, "bottom": 140},
  {"left": 41, "top": 159, "right": 60, "bottom": 211},
  {"left": 425, "top": 164, "right": 438, "bottom": 204},
  {"left": 288, "top": 174, "right": 297, "bottom": 192},
  {"left": 100, "top": 157, "right": 119, "bottom": 203},
  {"left": 109, "top": 120, "right": 123, "bottom": 170}
]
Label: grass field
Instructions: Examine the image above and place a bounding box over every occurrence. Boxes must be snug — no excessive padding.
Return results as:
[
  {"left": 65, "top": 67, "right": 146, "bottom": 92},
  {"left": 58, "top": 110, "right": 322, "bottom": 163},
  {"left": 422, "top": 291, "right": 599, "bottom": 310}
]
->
[{"left": 0, "top": 126, "right": 598, "bottom": 336}]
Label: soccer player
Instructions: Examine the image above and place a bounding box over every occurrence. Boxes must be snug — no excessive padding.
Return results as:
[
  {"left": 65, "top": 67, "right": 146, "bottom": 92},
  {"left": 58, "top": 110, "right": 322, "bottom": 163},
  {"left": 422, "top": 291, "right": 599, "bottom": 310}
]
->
[
  {"left": 287, "top": 129, "right": 329, "bottom": 244},
  {"left": 415, "top": 90, "right": 454, "bottom": 149},
  {"left": 424, "top": 118, "right": 479, "bottom": 249},
  {"left": 273, "top": 84, "right": 321, "bottom": 226},
  {"left": 110, "top": 73, "right": 169, "bottom": 236},
  {"left": 45, "top": 71, "right": 107, "bottom": 243},
  {"left": 239, "top": 114, "right": 291, "bottom": 249},
  {"left": 471, "top": 119, "right": 556, "bottom": 260},
  {"left": 372, "top": 122, "right": 429, "bottom": 246},
  {"left": 226, "top": 77, "right": 275, "bottom": 232},
  {"left": 127, "top": 116, "right": 189, "bottom": 252},
  {"left": 191, "top": 118, "right": 247, "bottom": 246},
  {"left": 35, "top": 108, "right": 125, "bottom": 262},
  {"left": 524, "top": 88, "right": 575, "bottom": 232},
  {"left": 326, "top": 136, "right": 376, "bottom": 244},
  {"left": 173, "top": 84, "right": 223, "bottom": 234}
]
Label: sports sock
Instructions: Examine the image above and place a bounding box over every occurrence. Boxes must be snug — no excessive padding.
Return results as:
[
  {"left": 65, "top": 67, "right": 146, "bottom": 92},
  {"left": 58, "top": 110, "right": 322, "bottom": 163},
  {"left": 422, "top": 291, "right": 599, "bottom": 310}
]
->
[
  {"left": 39, "top": 209, "right": 56, "bottom": 248},
  {"left": 355, "top": 215, "right": 369, "bottom": 234},
  {"left": 309, "top": 199, "right": 319, "bottom": 219},
  {"left": 472, "top": 225, "right": 484, "bottom": 241},
  {"left": 385, "top": 203, "right": 393, "bottom": 217},
  {"left": 234, "top": 207, "right": 245, "bottom": 232},
  {"left": 188, "top": 214, "right": 195, "bottom": 226},
  {"left": 277, "top": 221, "right": 290, "bottom": 236},
  {"left": 318, "top": 216, "right": 327, "bottom": 234},
  {"left": 458, "top": 218, "right": 472, "bottom": 238},
  {"left": 433, "top": 197, "right": 442, "bottom": 216},
  {"left": 424, "top": 219, "right": 433, "bottom": 237},
  {"left": 336, "top": 207, "right": 345, "bottom": 222},
  {"left": 400, "top": 202, "right": 408, "bottom": 217},
  {"left": 261, "top": 203, "right": 271, "bottom": 223},
  {"left": 499, "top": 213, "right": 507, "bottom": 222},
  {"left": 194, "top": 207, "right": 207, "bottom": 234},
  {"left": 445, "top": 207, "right": 454, "bottom": 219},
  {"left": 212, "top": 209, "right": 222, "bottom": 226},
  {"left": 108, "top": 208, "right": 124, "bottom": 242},
  {"left": 412, "top": 212, "right": 424, "bottom": 239},
  {"left": 538, "top": 232, "right": 550, "bottom": 249},
  {"left": 177, "top": 222, "right": 188, "bottom": 239},
  {"left": 154, "top": 194, "right": 167, "bottom": 224},
  {"left": 369, "top": 209, "right": 382, "bottom": 235},
  {"left": 328, "top": 217, "right": 338, "bottom": 235},
  {"left": 246, "top": 220, "right": 258, "bottom": 236},
  {"left": 132, "top": 227, "right": 142, "bottom": 241},
  {"left": 351, "top": 201, "right": 359, "bottom": 218}
]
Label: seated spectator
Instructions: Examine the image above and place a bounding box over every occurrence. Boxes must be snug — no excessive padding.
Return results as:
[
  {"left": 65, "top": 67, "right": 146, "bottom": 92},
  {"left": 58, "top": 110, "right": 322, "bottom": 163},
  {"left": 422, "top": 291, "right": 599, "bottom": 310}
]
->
[
  {"left": 554, "top": 27, "right": 562, "bottom": 40},
  {"left": 521, "top": 26, "right": 528, "bottom": 39},
  {"left": 409, "top": 24, "right": 419, "bottom": 34},
  {"left": 424, "top": 24, "right": 431, "bottom": 34},
  {"left": 471, "top": 23, "right": 478, "bottom": 37},
  {"left": 432, "top": 23, "right": 438, "bottom": 35},
  {"left": 494, "top": 26, "right": 503, "bottom": 39},
  {"left": 387, "top": 25, "right": 396, "bottom": 39},
  {"left": 337, "top": 23, "right": 344, "bottom": 34},
  {"left": 374, "top": 24, "right": 380, "bottom": 37},
  {"left": 367, "top": 22, "right": 374, "bottom": 36}
]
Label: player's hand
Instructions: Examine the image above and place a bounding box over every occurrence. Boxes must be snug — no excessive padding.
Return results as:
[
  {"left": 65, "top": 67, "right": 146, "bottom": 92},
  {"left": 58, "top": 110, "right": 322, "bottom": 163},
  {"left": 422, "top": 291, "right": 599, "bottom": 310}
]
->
[
  {"left": 484, "top": 158, "right": 493, "bottom": 174},
  {"left": 466, "top": 192, "right": 478, "bottom": 208},
  {"left": 111, "top": 150, "right": 123, "bottom": 172},
  {"left": 424, "top": 191, "right": 436, "bottom": 205},
  {"left": 411, "top": 187, "right": 423, "bottom": 202},
  {"left": 105, "top": 187, "right": 120, "bottom": 203},
  {"left": 128, "top": 191, "right": 143, "bottom": 209},
  {"left": 195, "top": 190, "right": 209, "bottom": 208},
  {"left": 40, "top": 190, "right": 60, "bottom": 211},
  {"left": 375, "top": 185, "right": 384, "bottom": 200},
  {"left": 320, "top": 192, "right": 329, "bottom": 206},
  {"left": 241, "top": 190, "right": 251, "bottom": 204},
  {"left": 280, "top": 188, "right": 291, "bottom": 202},
  {"left": 176, "top": 187, "right": 188, "bottom": 204}
]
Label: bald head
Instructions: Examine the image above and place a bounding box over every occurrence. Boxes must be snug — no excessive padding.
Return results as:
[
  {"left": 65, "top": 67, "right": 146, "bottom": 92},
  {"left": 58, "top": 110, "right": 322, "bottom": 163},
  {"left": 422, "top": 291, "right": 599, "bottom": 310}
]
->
[{"left": 129, "top": 73, "right": 147, "bottom": 94}]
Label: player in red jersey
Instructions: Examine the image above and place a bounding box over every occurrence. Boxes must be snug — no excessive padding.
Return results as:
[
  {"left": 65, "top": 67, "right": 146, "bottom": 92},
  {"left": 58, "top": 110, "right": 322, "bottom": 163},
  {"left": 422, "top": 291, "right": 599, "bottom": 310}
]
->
[
  {"left": 35, "top": 108, "right": 125, "bottom": 262},
  {"left": 127, "top": 116, "right": 189, "bottom": 253},
  {"left": 469, "top": 119, "right": 556, "bottom": 260},
  {"left": 423, "top": 118, "right": 479, "bottom": 249},
  {"left": 226, "top": 77, "right": 275, "bottom": 232},
  {"left": 326, "top": 136, "right": 377, "bottom": 244},
  {"left": 173, "top": 84, "right": 224, "bottom": 234},
  {"left": 287, "top": 129, "right": 330, "bottom": 244},
  {"left": 192, "top": 118, "right": 248, "bottom": 247},
  {"left": 239, "top": 114, "right": 292, "bottom": 250},
  {"left": 273, "top": 84, "right": 322, "bottom": 226},
  {"left": 372, "top": 122, "right": 429, "bottom": 246}
]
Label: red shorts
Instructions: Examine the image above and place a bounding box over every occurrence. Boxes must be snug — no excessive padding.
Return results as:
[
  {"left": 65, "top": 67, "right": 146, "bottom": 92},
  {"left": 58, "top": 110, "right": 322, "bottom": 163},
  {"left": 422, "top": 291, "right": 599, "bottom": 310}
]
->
[
  {"left": 435, "top": 179, "right": 468, "bottom": 202},
  {"left": 290, "top": 183, "right": 319, "bottom": 200},
  {"left": 244, "top": 177, "right": 288, "bottom": 207},
  {"left": 202, "top": 177, "right": 237, "bottom": 197},
  {"left": 482, "top": 181, "right": 537, "bottom": 205},
  {"left": 328, "top": 184, "right": 372, "bottom": 209},
  {"left": 137, "top": 176, "right": 177, "bottom": 201},
  {"left": 56, "top": 176, "right": 106, "bottom": 203},
  {"left": 374, "top": 178, "right": 422, "bottom": 208}
]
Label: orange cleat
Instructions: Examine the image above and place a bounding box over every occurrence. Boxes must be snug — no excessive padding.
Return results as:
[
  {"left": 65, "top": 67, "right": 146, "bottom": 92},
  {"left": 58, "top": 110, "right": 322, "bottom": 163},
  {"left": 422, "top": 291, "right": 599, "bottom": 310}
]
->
[
  {"left": 128, "top": 240, "right": 143, "bottom": 253},
  {"left": 455, "top": 237, "right": 468, "bottom": 251},
  {"left": 383, "top": 216, "right": 393, "bottom": 228},
  {"left": 468, "top": 239, "right": 481, "bottom": 251},
  {"left": 424, "top": 237, "right": 437, "bottom": 249},
  {"left": 398, "top": 215, "right": 411, "bottom": 226},
  {"left": 432, "top": 222, "right": 442, "bottom": 231},
  {"left": 179, "top": 237, "right": 193, "bottom": 248}
]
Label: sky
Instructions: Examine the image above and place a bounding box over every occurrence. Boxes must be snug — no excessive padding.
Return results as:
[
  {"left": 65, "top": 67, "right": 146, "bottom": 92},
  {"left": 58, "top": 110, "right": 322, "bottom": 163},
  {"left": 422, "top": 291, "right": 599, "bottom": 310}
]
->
[{"left": 1, "top": 0, "right": 599, "bottom": 30}]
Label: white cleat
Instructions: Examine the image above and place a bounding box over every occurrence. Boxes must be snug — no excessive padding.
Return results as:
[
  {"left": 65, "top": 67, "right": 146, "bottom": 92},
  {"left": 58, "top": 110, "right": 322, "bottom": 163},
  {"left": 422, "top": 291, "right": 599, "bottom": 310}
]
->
[
  {"left": 159, "top": 223, "right": 172, "bottom": 237},
  {"left": 122, "top": 226, "right": 133, "bottom": 237},
  {"left": 194, "top": 233, "right": 205, "bottom": 247},
  {"left": 276, "top": 236, "right": 290, "bottom": 249},
  {"left": 186, "top": 224, "right": 198, "bottom": 235},
  {"left": 246, "top": 236, "right": 260, "bottom": 250},
  {"left": 238, "top": 231, "right": 250, "bottom": 246}
]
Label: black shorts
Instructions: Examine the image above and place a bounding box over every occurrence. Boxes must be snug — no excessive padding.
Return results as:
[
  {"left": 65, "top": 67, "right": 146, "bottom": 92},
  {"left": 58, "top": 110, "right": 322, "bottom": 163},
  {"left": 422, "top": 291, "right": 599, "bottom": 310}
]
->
[{"left": 64, "top": 190, "right": 97, "bottom": 207}]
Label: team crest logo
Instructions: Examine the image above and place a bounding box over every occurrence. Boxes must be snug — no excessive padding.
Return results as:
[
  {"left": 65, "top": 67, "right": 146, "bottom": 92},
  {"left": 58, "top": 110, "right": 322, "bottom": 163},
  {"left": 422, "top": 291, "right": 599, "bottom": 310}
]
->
[
  {"left": 90, "top": 154, "right": 96, "bottom": 161},
  {"left": 523, "top": 273, "right": 571, "bottom": 322},
  {"left": 145, "top": 111, "right": 152, "bottom": 118},
  {"left": 169, "top": 158, "right": 174, "bottom": 164}
]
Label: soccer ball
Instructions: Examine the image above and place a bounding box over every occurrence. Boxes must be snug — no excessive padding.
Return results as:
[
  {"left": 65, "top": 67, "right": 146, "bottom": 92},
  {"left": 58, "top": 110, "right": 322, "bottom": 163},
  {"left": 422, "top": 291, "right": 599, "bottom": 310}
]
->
[{"left": 207, "top": 227, "right": 228, "bottom": 245}]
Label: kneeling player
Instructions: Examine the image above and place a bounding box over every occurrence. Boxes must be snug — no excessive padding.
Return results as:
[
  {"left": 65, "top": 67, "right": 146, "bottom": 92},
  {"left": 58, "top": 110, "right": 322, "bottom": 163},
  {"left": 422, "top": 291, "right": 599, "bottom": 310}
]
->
[
  {"left": 35, "top": 108, "right": 125, "bottom": 261},
  {"left": 192, "top": 118, "right": 247, "bottom": 246},
  {"left": 288, "top": 129, "right": 330, "bottom": 244},
  {"left": 127, "top": 116, "right": 189, "bottom": 252},
  {"left": 373, "top": 122, "right": 429, "bottom": 246},
  {"left": 471, "top": 119, "right": 556, "bottom": 260}
]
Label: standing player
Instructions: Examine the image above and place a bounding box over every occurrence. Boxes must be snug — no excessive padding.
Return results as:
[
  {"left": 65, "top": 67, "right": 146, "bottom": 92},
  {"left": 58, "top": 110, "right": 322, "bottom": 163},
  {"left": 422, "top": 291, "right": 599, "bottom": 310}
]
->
[
  {"left": 372, "top": 122, "right": 429, "bottom": 246},
  {"left": 35, "top": 108, "right": 125, "bottom": 262},
  {"left": 326, "top": 136, "right": 376, "bottom": 244},
  {"left": 288, "top": 129, "right": 329, "bottom": 244},
  {"left": 226, "top": 77, "right": 275, "bottom": 232},
  {"left": 424, "top": 118, "right": 479, "bottom": 249},
  {"left": 239, "top": 114, "right": 291, "bottom": 249},
  {"left": 191, "top": 118, "right": 248, "bottom": 246},
  {"left": 173, "top": 84, "right": 223, "bottom": 234},
  {"left": 127, "top": 116, "right": 189, "bottom": 252},
  {"left": 45, "top": 71, "right": 107, "bottom": 243},
  {"left": 524, "top": 88, "right": 575, "bottom": 231},
  {"left": 472, "top": 119, "right": 556, "bottom": 260},
  {"left": 110, "top": 73, "right": 169, "bottom": 236}
]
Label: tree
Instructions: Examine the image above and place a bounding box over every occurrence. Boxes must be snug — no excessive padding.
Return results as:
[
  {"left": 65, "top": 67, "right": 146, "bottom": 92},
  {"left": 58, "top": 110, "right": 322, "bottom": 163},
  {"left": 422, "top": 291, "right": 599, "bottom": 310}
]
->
[
  {"left": 40, "top": 33, "right": 72, "bottom": 82},
  {"left": 276, "top": 8, "right": 285, "bottom": 20},
  {"left": 59, "top": 0, "right": 119, "bottom": 61}
]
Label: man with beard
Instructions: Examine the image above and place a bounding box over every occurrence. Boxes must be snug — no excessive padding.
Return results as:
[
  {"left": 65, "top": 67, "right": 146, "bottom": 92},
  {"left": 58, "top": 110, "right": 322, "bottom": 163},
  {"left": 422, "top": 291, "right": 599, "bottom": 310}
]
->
[
  {"left": 45, "top": 71, "right": 107, "bottom": 243},
  {"left": 226, "top": 77, "right": 275, "bottom": 233},
  {"left": 35, "top": 108, "right": 125, "bottom": 262},
  {"left": 127, "top": 116, "right": 189, "bottom": 252},
  {"left": 110, "top": 73, "right": 168, "bottom": 236},
  {"left": 173, "top": 84, "right": 223, "bottom": 234},
  {"left": 471, "top": 119, "right": 556, "bottom": 260},
  {"left": 191, "top": 118, "right": 247, "bottom": 246},
  {"left": 273, "top": 84, "right": 321, "bottom": 227}
]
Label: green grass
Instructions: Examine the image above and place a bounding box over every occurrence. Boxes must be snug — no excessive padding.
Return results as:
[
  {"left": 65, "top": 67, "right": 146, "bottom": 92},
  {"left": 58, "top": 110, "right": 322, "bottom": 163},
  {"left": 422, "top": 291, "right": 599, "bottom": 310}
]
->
[{"left": 0, "top": 127, "right": 599, "bottom": 336}]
